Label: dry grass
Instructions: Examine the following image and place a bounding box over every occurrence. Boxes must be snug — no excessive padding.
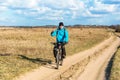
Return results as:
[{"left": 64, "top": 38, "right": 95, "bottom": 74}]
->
[
  {"left": 0, "top": 27, "right": 110, "bottom": 80},
  {"left": 110, "top": 47, "right": 120, "bottom": 80}
]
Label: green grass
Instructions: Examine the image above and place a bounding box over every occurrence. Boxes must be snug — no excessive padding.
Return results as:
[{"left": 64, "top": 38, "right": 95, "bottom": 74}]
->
[
  {"left": 0, "top": 27, "right": 110, "bottom": 80},
  {"left": 110, "top": 47, "right": 120, "bottom": 80}
]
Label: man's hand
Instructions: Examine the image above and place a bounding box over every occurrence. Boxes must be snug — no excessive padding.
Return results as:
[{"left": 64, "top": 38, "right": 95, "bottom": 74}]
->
[
  {"left": 51, "top": 31, "right": 54, "bottom": 35},
  {"left": 63, "top": 42, "right": 68, "bottom": 45}
]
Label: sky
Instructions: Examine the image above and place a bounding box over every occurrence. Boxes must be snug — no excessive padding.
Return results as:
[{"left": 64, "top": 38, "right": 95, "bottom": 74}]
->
[{"left": 0, "top": 0, "right": 120, "bottom": 26}]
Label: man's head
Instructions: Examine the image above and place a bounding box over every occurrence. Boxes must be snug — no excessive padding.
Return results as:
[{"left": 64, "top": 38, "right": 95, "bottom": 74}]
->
[{"left": 59, "top": 22, "right": 64, "bottom": 29}]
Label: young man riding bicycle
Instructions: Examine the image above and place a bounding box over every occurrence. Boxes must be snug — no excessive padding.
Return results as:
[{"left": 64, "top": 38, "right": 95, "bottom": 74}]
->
[{"left": 51, "top": 22, "right": 69, "bottom": 62}]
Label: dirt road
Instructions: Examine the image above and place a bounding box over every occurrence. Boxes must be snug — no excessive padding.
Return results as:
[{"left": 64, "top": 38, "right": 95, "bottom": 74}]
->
[
  {"left": 15, "top": 36, "right": 120, "bottom": 80},
  {"left": 77, "top": 37, "right": 120, "bottom": 80}
]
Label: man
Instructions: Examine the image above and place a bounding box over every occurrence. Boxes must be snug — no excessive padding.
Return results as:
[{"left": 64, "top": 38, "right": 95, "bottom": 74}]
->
[{"left": 51, "top": 22, "right": 69, "bottom": 59}]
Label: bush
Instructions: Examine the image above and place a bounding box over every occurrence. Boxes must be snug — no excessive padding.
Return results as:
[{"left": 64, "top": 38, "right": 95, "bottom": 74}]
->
[{"left": 115, "top": 26, "right": 120, "bottom": 32}]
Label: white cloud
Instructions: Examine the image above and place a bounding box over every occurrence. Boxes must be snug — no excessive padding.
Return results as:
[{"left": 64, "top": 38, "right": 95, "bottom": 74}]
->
[
  {"left": 15, "top": 10, "right": 23, "bottom": 14},
  {"left": 2, "top": 0, "right": 40, "bottom": 8},
  {"left": 36, "top": 9, "right": 67, "bottom": 20},
  {"left": 83, "top": 9, "right": 102, "bottom": 17},
  {"left": 36, "top": 16, "right": 63, "bottom": 20},
  {"left": 90, "top": 0, "right": 116, "bottom": 12},
  {"left": 0, "top": 6, "right": 8, "bottom": 12},
  {"left": 0, "top": 0, "right": 120, "bottom": 25},
  {"left": 37, "top": 7, "right": 52, "bottom": 14},
  {"left": 69, "top": 0, "right": 86, "bottom": 18},
  {"left": 15, "top": 6, "right": 52, "bottom": 16},
  {"left": 0, "top": 0, "right": 87, "bottom": 20}
]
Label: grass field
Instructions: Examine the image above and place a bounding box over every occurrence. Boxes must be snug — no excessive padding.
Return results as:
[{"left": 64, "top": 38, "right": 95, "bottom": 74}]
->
[
  {"left": 0, "top": 27, "right": 110, "bottom": 80},
  {"left": 110, "top": 47, "right": 120, "bottom": 80}
]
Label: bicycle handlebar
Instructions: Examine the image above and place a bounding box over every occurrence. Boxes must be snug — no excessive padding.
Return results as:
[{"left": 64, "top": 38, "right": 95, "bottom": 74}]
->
[{"left": 51, "top": 42, "right": 67, "bottom": 46}]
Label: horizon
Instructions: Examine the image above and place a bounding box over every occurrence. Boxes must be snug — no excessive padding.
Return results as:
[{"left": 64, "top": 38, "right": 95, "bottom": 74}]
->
[
  {"left": 0, "top": 0, "right": 120, "bottom": 26},
  {"left": 0, "top": 24, "right": 119, "bottom": 27}
]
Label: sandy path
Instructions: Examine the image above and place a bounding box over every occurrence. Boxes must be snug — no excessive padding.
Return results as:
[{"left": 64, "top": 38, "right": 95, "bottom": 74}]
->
[
  {"left": 15, "top": 36, "right": 120, "bottom": 80},
  {"left": 77, "top": 37, "right": 120, "bottom": 80}
]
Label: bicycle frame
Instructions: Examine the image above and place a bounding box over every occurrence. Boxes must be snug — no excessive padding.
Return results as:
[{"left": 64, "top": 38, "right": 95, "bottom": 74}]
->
[
  {"left": 56, "top": 43, "right": 63, "bottom": 69},
  {"left": 51, "top": 42, "right": 64, "bottom": 69}
]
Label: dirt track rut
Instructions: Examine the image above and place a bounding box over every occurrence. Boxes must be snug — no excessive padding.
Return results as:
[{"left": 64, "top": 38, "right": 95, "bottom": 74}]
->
[{"left": 15, "top": 36, "right": 120, "bottom": 80}]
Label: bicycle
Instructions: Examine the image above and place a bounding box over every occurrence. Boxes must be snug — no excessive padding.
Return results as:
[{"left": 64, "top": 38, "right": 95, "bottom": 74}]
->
[{"left": 52, "top": 42, "right": 64, "bottom": 69}]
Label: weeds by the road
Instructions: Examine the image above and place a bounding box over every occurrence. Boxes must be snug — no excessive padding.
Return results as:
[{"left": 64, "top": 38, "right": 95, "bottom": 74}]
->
[
  {"left": 110, "top": 47, "right": 120, "bottom": 80},
  {"left": 0, "top": 27, "right": 110, "bottom": 80}
]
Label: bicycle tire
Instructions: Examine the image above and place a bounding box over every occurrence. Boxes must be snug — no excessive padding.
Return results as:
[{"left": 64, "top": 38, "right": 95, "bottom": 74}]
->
[
  {"left": 59, "top": 49, "right": 63, "bottom": 66},
  {"left": 56, "top": 51, "right": 59, "bottom": 69}
]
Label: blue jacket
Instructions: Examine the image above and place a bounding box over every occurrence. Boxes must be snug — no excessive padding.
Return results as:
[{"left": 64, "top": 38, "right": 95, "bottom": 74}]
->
[{"left": 51, "top": 27, "right": 69, "bottom": 43}]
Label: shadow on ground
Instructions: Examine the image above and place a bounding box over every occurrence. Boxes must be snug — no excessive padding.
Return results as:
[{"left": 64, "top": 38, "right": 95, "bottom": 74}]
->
[
  {"left": 105, "top": 46, "right": 119, "bottom": 80},
  {"left": 18, "top": 55, "right": 52, "bottom": 65}
]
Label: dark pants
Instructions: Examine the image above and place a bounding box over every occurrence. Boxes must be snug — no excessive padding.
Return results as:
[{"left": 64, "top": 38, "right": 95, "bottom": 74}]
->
[{"left": 53, "top": 43, "right": 66, "bottom": 58}]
